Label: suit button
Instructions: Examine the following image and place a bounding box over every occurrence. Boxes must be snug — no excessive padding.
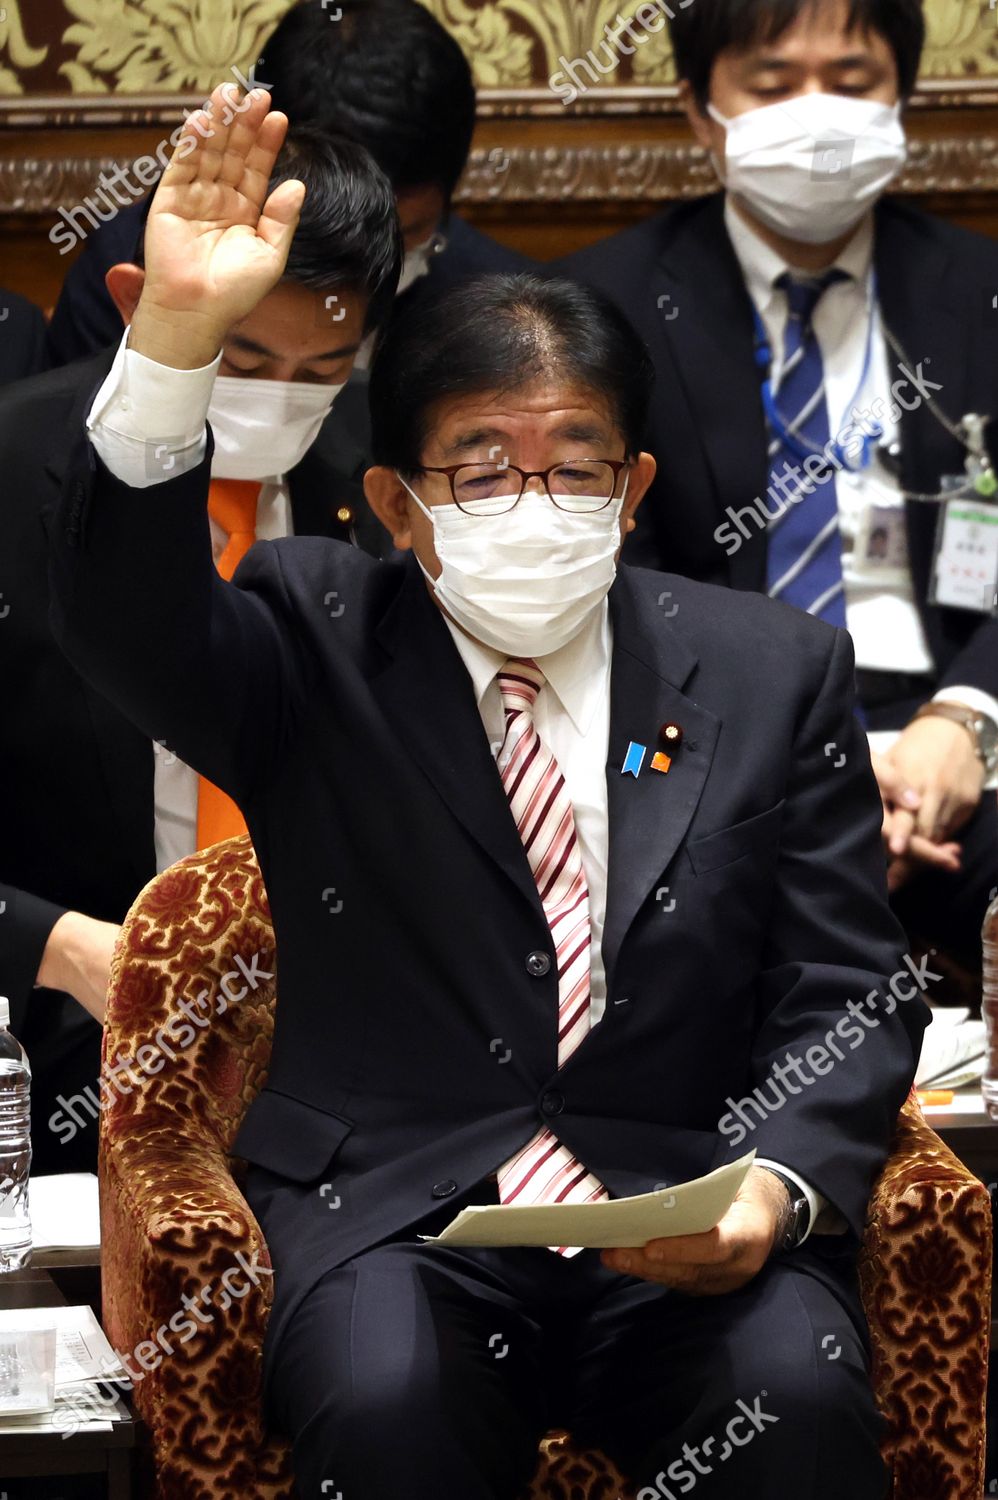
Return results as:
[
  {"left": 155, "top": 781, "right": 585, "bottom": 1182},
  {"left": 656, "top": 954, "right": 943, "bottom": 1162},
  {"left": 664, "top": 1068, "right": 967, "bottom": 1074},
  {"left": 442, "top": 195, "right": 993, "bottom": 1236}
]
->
[
  {"left": 525, "top": 950, "right": 551, "bottom": 977},
  {"left": 431, "top": 1179, "right": 458, "bottom": 1199},
  {"left": 541, "top": 1090, "right": 564, "bottom": 1116}
]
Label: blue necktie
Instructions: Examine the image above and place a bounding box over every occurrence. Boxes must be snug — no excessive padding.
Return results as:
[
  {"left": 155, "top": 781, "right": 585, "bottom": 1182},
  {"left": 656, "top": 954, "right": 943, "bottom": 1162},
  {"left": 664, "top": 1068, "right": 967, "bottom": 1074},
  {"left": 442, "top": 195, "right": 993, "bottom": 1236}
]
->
[{"left": 764, "top": 270, "right": 850, "bottom": 628}]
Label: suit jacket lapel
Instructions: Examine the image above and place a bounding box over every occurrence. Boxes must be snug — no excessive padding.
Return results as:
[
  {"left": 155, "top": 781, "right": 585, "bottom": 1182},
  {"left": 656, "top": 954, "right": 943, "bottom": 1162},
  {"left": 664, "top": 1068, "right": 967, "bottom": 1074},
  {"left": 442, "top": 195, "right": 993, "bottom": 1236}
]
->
[
  {"left": 654, "top": 195, "right": 770, "bottom": 590},
  {"left": 370, "top": 557, "right": 545, "bottom": 920},
  {"left": 601, "top": 568, "right": 719, "bottom": 995},
  {"left": 287, "top": 377, "right": 385, "bottom": 550}
]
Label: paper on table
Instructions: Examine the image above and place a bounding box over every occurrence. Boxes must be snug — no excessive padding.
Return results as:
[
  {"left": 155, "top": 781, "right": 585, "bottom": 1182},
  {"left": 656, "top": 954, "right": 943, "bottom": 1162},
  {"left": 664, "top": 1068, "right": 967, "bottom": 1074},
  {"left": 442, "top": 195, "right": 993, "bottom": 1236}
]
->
[
  {"left": 915, "top": 1018, "right": 986, "bottom": 1089},
  {"left": 0, "top": 1305, "right": 124, "bottom": 1385},
  {"left": 28, "top": 1172, "right": 100, "bottom": 1250},
  {"left": 419, "top": 1150, "right": 756, "bottom": 1249}
]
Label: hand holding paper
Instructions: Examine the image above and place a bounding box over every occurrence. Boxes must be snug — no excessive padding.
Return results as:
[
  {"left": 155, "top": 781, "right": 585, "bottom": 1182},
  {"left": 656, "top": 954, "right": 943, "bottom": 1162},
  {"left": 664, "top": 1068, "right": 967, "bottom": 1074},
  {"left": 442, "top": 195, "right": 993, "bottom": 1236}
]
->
[{"left": 420, "top": 1151, "right": 755, "bottom": 1250}]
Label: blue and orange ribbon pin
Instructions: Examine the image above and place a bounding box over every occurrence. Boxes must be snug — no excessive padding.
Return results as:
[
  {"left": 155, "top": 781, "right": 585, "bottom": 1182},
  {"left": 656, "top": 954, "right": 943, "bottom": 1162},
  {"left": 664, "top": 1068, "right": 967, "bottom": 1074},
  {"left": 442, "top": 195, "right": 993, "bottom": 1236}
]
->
[{"left": 622, "top": 721, "right": 683, "bottom": 777}]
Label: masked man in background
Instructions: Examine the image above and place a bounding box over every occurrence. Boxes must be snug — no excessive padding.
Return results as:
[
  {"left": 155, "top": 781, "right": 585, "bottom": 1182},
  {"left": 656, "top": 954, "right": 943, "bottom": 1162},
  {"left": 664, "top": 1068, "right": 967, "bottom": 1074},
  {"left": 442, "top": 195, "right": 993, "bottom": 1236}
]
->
[{"left": 561, "top": 0, "right": 998, "bottom": 989}]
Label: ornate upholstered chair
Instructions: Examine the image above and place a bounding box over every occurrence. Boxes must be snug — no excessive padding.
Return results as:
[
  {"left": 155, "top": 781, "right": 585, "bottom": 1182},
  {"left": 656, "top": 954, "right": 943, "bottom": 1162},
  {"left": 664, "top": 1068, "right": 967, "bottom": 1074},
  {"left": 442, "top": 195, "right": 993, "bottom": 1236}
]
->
[{"left": 99, "top": 835, "right": 992, "bottom": 1500}]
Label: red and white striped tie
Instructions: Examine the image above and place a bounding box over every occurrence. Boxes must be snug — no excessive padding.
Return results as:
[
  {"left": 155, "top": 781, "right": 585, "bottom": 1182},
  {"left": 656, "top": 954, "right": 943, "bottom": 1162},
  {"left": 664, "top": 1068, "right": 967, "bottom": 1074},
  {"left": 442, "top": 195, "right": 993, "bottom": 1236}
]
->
[{"left": 495, "top": 657, "right": 609, "bottom": 1255}]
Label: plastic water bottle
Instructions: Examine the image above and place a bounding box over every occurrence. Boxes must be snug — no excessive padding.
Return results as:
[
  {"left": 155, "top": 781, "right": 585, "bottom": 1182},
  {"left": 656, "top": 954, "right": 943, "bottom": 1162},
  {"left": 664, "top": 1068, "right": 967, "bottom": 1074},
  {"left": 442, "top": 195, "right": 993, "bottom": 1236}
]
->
[
  {"left": 0, "top": 996, "right": 32, "bottom": 1271},
  {"left": 981, "top": 892, "right": 998, "bottom": 1119}
]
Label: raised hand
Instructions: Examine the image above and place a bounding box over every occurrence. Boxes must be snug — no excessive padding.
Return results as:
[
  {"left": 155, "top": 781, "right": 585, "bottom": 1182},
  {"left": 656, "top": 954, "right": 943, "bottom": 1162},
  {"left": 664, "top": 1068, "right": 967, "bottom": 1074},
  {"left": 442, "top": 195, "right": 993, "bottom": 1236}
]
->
[{"left": 129, "top": 83, "right": 305, "bottom": 370}]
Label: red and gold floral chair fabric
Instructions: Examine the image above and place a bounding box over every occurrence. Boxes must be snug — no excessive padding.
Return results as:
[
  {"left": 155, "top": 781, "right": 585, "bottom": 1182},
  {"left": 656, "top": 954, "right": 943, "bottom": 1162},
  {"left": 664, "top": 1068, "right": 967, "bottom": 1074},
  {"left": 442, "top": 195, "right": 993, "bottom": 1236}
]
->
[{"left": 99, "top": 835, "right": 991, "bottom": 1499}]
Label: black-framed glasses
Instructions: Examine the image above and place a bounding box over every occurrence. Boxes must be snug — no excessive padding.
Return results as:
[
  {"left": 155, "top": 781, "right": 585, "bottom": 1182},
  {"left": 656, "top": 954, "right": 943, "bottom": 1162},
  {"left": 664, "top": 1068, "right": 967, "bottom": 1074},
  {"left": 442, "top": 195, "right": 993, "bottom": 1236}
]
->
[{"left": 417, "top": 459, "right": 630, "bottom": 515}]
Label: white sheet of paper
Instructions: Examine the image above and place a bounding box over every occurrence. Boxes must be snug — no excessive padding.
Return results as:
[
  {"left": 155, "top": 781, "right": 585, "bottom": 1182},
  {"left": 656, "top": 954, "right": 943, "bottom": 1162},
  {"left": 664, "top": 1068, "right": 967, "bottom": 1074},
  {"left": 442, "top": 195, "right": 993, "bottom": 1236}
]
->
[
  {"left": 418, "top": 1151, "right": 756, "bottom": 1249},
  {"left": 915, "top": 1017, "right": 987, "bottom": 1088},
  {"left": 0, "top": 1305, "right": 123, "bottom": 1385},
  {"left": 28, "top": 1172, "right": 100, "bottom": 1250}
]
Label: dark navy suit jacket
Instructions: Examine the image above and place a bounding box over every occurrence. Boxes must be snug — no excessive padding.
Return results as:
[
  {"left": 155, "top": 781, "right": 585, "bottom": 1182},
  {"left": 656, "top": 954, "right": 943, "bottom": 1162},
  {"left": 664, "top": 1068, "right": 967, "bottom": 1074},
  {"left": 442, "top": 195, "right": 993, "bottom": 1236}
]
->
[{"left": 46, "top": 411, "right": 926, "bottom": 1352}]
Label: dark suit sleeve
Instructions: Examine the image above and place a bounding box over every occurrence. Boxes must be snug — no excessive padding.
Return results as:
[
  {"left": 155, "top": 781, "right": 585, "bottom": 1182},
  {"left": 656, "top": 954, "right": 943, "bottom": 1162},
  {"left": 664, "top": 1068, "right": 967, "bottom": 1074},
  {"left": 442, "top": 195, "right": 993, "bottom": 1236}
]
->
[
  {"left": 937, "top": 614, "right": 998, "bottom": 701},
  {"left": 0, "top": 291, "right": 48, "bottom": 387},
  {"left": 0, "top": 885, "right": 68, "bottom": 1038},
  {"left": 47, "top": 434, "right": 317, "bottom": 809},
  {"left": 44, "top": 197, "right": 151, "bottom": 369},
  {"left": 720, "top": 627, "right": 928, "bottom": 1236}
]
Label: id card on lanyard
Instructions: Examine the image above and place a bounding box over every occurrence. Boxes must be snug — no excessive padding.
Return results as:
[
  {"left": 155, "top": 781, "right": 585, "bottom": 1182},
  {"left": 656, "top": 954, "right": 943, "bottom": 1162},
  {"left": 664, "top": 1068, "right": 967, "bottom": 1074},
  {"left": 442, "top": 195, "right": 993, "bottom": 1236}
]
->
[{"left": 930, "top": 497, "right": 998, "bottom": 614}]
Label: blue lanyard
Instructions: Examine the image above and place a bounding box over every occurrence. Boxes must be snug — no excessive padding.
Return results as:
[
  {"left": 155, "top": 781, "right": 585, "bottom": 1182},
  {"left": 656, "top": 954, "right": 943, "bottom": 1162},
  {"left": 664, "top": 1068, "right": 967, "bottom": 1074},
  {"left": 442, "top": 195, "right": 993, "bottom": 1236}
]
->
[{"left": 752, "top": 270, "right": 883, "bottom": 473}]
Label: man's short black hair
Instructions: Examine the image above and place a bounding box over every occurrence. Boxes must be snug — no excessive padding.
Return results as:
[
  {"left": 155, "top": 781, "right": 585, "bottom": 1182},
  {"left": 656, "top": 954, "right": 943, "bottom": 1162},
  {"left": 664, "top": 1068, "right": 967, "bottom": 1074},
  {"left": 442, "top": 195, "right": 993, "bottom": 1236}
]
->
[
  {"left": 669, "top": 0, "right": 925, "bottom": 110},
  {"left": 368, "top": 273, "right": 655, "bottom": 474},
  {"left": 269, "top": 129, "right": 402, "bottom": 333},
  {"left": 259, "top": 0, "right": 477, "bottom": 202},
  {"left": 137, "top": 129, "right": 402, "bottom": 333}
]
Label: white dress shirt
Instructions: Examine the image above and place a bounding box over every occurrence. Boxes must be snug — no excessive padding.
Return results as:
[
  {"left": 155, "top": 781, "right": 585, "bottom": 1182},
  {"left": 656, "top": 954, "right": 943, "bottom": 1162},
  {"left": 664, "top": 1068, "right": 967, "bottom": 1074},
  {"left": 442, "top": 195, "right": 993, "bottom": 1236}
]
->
[
  {"left": 87, "top": 328, "right": 831, "bottom": 1238},
  {"left": 725, "top": 200, "right": 998, "bottom": 769}
]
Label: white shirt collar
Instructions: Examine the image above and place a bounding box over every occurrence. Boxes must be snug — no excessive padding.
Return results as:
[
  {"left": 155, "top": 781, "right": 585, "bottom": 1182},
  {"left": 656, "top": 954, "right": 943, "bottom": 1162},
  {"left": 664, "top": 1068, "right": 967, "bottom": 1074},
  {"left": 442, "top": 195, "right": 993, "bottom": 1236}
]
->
[
  {"left": 438, "top": 595, "right": 611, "bottom": 737},
  {"left": 723, "top": 195, "right": 874, "bottom": 316}
]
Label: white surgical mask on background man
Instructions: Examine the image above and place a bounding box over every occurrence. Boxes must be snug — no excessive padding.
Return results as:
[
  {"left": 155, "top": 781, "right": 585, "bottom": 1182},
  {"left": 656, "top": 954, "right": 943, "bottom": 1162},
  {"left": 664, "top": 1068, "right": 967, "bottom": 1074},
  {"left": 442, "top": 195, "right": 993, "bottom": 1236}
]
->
[
  {"left": 207, "top": 376, "right": 345, "bottom": 481},
  {"left": 709, "top": 92, "right": 907, "bottom": 244}
]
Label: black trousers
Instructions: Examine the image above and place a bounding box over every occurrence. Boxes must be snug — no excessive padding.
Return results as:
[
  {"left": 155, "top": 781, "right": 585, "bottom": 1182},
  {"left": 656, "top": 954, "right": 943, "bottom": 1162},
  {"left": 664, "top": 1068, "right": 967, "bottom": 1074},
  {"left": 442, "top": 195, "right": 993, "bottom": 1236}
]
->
[{"left": 266, "top": 1181, "right": 887, "bottom": 1500}]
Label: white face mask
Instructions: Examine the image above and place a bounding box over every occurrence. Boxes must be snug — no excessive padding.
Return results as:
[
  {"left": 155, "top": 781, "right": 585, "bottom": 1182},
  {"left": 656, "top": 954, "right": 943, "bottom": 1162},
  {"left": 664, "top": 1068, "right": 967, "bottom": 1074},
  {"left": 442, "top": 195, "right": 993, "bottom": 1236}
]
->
[
  {"left": 709, "top": 93, "right": 906, "bottom": 245},
  {"left": 398, "top": 477, "right": 626, "bottom": 657},
  {"left": 207, "top": 376, "right": 345, "bottom": 481}
]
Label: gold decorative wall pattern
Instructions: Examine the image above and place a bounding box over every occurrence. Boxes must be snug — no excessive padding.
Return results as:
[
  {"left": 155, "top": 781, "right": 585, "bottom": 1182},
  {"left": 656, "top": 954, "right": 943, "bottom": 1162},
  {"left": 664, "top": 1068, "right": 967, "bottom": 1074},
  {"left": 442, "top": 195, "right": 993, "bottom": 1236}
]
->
[
  {"left": 57, "top": 0, "right": 293, "bottom": 93},
  {"left": 0, "top": 2, "right": 49, "bottom": 95},
  {"left": 1, "top": 0, "right": 998, "bottom": 99},
  {"left": 921, "top": 0, "right": 998, "bottom": 78}
]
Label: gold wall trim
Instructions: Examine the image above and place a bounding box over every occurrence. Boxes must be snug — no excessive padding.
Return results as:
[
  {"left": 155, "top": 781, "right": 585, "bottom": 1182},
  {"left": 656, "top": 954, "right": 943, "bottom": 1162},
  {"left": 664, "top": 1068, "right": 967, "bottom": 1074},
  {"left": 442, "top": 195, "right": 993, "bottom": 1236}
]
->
[
  {"left": 4, "top": 136, "right": 998, "bottom": 218},
  {"left": 6, "top": 78, "right": 998, "bottom": 128}
]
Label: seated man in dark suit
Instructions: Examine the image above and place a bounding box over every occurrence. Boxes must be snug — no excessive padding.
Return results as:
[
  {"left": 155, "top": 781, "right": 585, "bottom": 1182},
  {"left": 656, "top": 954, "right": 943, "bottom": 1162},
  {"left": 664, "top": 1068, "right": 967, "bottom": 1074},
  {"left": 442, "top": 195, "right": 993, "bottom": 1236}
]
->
[
  {"left": 0, "top": 288, "right": 47, "bottom": 385},
  {"left": 559, "top": 0, "right": 998, "bottom": 983},
  {"left": 45, "top": 0, "right": 531, "bottom": 369},
  {"left": 47, "top": 88, "right": 925, "bottom": 1498},
  {"left": 0, "top": 122, "right": 399, "bottom": 1173}
]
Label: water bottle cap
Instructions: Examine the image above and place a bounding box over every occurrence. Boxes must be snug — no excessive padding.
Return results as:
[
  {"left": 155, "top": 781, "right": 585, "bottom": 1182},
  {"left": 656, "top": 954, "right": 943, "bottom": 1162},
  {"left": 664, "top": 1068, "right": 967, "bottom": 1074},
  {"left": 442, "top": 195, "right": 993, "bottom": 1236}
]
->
[{"left": 0, "top": 996, "right": 8, "bottom": 1028}]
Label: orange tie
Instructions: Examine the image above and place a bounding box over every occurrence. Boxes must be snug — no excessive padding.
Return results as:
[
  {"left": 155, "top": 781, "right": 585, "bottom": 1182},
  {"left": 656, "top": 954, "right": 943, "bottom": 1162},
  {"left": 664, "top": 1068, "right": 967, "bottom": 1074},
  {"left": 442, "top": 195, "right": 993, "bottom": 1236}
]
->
[{"left": 194, "top": 479, "right": 262, "bottom": 851}]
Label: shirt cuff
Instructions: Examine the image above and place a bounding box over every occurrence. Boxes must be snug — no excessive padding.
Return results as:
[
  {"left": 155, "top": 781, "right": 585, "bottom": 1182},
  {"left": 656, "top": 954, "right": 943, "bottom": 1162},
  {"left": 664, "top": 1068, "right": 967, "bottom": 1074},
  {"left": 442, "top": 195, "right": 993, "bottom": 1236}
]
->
[
  {"left": 86, "top": 324, "right": 220, "bottom": 488},
  {"left": 755, "top": 1158, "right": 831, "bottom": 1246},
  {"left": 932, "top": 685, "right": 998, "bottom": 730}
]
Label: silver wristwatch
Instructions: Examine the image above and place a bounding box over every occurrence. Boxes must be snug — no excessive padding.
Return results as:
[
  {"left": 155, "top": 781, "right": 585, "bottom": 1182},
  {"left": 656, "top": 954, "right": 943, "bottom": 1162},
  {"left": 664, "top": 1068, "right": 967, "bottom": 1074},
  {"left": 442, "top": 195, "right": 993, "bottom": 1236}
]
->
[{"left": 913, "top": 701, "right": 998, "bottom": 777}]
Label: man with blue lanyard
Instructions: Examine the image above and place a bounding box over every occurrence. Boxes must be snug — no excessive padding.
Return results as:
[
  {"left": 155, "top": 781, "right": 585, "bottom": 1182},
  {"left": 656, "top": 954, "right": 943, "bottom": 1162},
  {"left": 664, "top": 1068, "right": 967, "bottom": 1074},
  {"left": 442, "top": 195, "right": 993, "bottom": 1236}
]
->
[{"left": 561, "top": 0, "right": 998, "bottom": 980}]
